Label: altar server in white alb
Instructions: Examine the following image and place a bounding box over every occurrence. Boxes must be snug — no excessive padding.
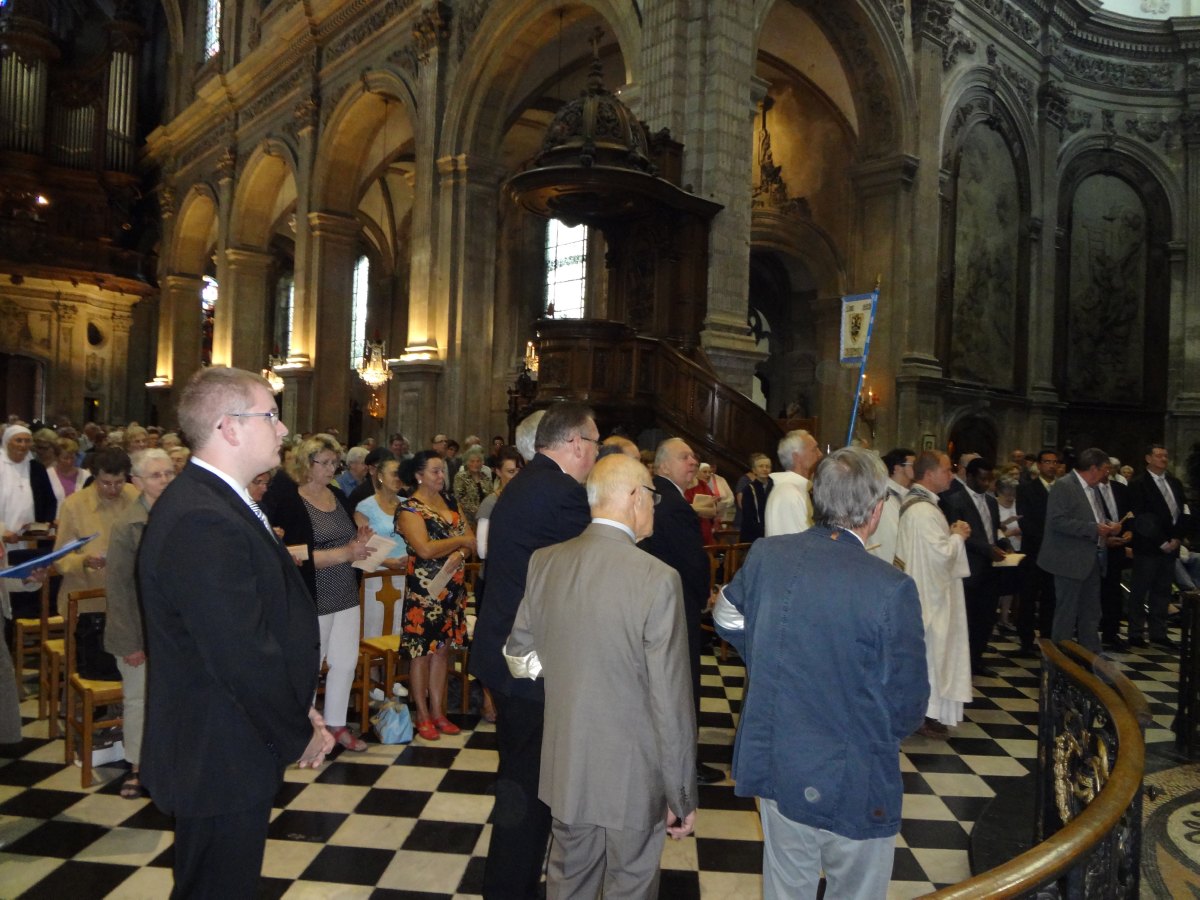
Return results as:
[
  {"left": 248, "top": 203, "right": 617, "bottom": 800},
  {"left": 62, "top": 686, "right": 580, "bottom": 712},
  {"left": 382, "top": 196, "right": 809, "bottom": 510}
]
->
[{"left": 895, "top": 450, "right": 973, "bottom": 738}]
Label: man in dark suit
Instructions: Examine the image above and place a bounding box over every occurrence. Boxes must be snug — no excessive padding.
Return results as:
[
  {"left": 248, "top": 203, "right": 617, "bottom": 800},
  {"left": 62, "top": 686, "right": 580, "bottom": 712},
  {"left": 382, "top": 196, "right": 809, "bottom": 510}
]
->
[
  {"left": 640, "top": 437, "right": 725, "bottom": 785},
  {"left": 714, "top": 447, "right": 928, "bottom": 897},
  {"left": 942, "top": 458, "right": 1010, "bottom": 676},
  {"left": 937, "top": 450, "right": 978, "bottom": 518},
  {"left": 503, "top": 454, "right": 697, "bottom": 896},
  {"left": 1037, "top": 447, "right": 1122, "bottom": 653},
  {"left": 1015, "top": 449, "right": 1059, "bottom": 655},
  {"left": 470, "top": 401, "right": 596, "bottom": 899},
  {"left": 1127, "top": 443, "right": 1190, "bottom": 649},
  {"left": 138, "top": 367, "right": 333, "bottom": 897},
  {"left": 1096, "top": 462, "right": 1132, "bottom": 650}
]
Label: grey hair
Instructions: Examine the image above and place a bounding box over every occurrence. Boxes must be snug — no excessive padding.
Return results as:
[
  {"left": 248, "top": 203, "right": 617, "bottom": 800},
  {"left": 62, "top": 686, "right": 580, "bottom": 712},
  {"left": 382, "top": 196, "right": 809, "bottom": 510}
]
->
[
  {"left": 654, "top": 437, "right": 688, "bottom": 470},
  {"left": 534, "top": 401, "right": 594, "bottom": 451},
  {"left": 777, "top": 429, "right": 813, "bottom": 470},
  {"left": 462, "top": 444, "right": 485, "bottom": 463},
  {"left": 346, "top": 445, "right": 369, "bottom": 465},
  {"left": 131, "top": 448, "right": 172, "bottom": 477},
  {"left": 812, "top": 447, "right": 888, "bottom": 530},
  {"left": 1076, "top": 447, "right": 1109, "bottom": 471},
  {"left": 515, "top": 410, "right": 545, "bottom": 462}
]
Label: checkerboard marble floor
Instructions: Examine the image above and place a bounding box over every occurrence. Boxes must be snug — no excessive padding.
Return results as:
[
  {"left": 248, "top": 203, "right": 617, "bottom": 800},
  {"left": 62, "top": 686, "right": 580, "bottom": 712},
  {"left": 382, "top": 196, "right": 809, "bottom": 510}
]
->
[{"left": 0, "top": 634, "right": 1187, "bottom": 899}]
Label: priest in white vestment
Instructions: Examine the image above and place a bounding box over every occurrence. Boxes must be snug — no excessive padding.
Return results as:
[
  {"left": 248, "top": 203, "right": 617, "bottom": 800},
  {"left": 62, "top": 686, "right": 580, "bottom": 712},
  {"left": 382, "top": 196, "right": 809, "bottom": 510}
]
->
[{"left": 895, "top": 451, "right": 973, "bottom": 734}]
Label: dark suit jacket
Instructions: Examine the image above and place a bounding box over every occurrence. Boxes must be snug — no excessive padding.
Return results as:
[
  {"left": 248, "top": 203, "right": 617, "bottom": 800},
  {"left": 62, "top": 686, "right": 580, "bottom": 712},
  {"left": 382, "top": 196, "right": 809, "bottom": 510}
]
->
[
  {"left": 30, "top": 459, "right": 56, "bottom": 523},
  {"left": 1099, "top": 480, "right": 1132, "bottom": 573},
  {"left": 937, "top": 477, "right": 966, "bottom": 521},
  {"left": 639, "top": 475, "right": 709, "bottom": 614},
  {"left": 138, "top": 462, "right": 320, "bottom": 818},
  {"left": 1128, "top": 470, "right": 1189, "bottom": 557},
  {"left": 943, "top": 488, "right": 1006, "bottom": 584},
  {"left": 1015, "top": 478, "right": 1051, "bottom": 557},
  {"left": 469, "top": 452, "right": 590, "bottom": 701}
]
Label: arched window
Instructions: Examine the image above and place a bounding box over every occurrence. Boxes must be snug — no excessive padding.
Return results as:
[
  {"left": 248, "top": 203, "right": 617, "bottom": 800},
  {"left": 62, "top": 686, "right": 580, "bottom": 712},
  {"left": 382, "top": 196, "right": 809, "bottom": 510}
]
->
[
  {"left": 200, "top": 276, "right": 218, "bottom": 367},
  {"left": 274, "top": 273, "right": 294, "bottom": 359},
  {"left": 204, "top": 0, "right": 221, "bottom": 59},
  {"left": 545, "top": 219, "right": 587, "bottom": 319},
  {"left": 350, "top": 255, "right": 369, "bottom": 369}
]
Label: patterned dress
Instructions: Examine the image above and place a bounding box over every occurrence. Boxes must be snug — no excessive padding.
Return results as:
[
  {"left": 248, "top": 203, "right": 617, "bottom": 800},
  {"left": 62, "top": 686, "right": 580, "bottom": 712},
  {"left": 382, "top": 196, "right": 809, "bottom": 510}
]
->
[
  {"left": 305, "top": 498, "right": 359, "bottom": 616},
  {"left": 398, "top": 495, "right": 468, "bottom": 658}
]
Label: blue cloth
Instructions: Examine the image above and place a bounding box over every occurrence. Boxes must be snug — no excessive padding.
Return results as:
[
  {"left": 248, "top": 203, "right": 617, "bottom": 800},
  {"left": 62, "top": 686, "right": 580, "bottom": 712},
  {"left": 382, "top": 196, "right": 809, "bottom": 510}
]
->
[
  {"left": 717, "top": 525, "right": 928, "bottom": 841},
  {"left": 354, "top": 495, "right": 404, "bottom": 558},
  {"left": 336, "top": 470, "right": 360, "bottom": 497}
]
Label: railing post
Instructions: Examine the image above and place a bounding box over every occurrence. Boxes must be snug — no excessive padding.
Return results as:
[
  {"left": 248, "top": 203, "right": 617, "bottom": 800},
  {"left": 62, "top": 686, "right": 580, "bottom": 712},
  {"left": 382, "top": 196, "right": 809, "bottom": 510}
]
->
[{"left": 1175, "top": 590, "right": 1200, "bottom": 756}]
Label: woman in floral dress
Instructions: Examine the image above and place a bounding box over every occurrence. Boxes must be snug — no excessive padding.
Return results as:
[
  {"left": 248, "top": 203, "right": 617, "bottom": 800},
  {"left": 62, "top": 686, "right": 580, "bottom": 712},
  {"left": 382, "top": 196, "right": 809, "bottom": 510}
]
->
[{"left": 397, "top": 450, "right": 476, "bottom": 741}]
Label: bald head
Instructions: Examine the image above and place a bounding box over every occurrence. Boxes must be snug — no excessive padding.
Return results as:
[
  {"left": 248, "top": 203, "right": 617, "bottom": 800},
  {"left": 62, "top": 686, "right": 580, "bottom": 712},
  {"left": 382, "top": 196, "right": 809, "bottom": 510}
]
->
[
  {"left": 587, "top": 453, "right": 657, "bottom": 540},
  {"left": 600, "top": 435, "right": 640, "bottom": 460},
  {"left": 654, "top": 437, "right": 698, "bottom": 490}
]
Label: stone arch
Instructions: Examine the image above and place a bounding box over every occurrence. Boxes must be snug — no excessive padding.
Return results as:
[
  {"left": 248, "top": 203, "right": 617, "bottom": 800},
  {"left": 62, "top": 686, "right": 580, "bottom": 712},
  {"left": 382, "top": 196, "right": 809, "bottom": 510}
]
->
[
  {"left": 171, "top": 184, "right": 219, "bottom": 277},
  {"left": 229, "top": 139, "right": 298, "bottom": 248},
  {"left": 755, "top": 0, "right": 916, "bottom": 159},
  {"left": 313, "top": 69, "right": 419, "bottom": 215},
  {"left": 945, "top": 408, "right": 1001, "bottom": 462},
  {"left": 938, "top": 82, "right": 1034, "bottom": 393},
  {"left": 440, "top": 0, "right": 640, "bottom": 162},
  {"left": 1058, "top": 134, "right": 1182, "bottom": 237},
  {"left": 1054, "top": 145, "right": 1174, "bottom": 454}
]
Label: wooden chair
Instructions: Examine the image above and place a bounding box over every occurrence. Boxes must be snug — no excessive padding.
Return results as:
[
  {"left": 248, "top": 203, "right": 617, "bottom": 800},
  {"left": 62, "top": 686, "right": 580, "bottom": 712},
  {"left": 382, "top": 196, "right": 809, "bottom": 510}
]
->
[
  {"left": 35, "top": 577, "right": 66, "bottom": 731},
  {"left": 358, "top": 574, "right": 410, "bottom": 733},
  {"left": 63, "top": 589, "right": 122, "bottom": 788},
  {"left": 442, "top": 562, "right": 481, "bottom": 716},
  {"left": 11, "top": 571, "right": 63, "bottom": 700},
  {"left": 700, "top": 542, "right": 752, "bottom": 663}
]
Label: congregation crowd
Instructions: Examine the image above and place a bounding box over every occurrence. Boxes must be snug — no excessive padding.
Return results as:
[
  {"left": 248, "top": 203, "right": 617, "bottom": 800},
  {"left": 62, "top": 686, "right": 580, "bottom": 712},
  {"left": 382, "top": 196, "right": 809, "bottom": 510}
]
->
[{"left": 0, "top": 366, "right": 1192, "bottom": 899}]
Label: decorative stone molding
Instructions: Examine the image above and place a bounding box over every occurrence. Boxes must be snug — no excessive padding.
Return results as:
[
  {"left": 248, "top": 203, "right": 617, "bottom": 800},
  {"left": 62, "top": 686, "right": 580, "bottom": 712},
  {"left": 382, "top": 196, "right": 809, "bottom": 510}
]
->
[
  {"left": 1060, "top": 47, "right": 1175, "bottom": 91},
  {"left": 1177, "top": 110, "right": 1200, "bottom": 144},
  {"left": 456, "top": 0, "right": 488, "bottom": 61},
  {"left": 158, "top": 186, "right": 176, "bottom": 220},
  {"left": 240, "top": 66, "right": 304, "bottom": 125},
  {"left": 987, "top": 45, "right": 1035, "bottom": 110},
  {"left": 970, "top": 0, "right": 1038, "bottom": 46},
  {"left": 324, "top": 0, "right": 419, "bottom": 65},
  {"left": 51, "top": 298, "right": 78, "bottom": 323},
  {"left": 1065, "top": 108, "right": 1093, "bottom": 133},
  {"left": 111, "top": 311, "right": 133, "bottom": 335},
  {"left": 888, "top": 3, "right": 906, "bottom": 42},
  {"left": 215, "top": 146, "right": 237, "bottom": 180},
  {"left": 1037, "top": 81, "right": 1070, "bottom": 130},
  {"left": 1188, "top": 60, "right": 1200, "bottom": 90},
  {"left": 293, "top": 95, "right": 319, "bottom": 132},
  {"left": 320, "top": 82, "right": 353, "bottom": 129},
  {"left": 389, "top": 43, "right": 420, "bottom": 79},
  {"left": 413, "top": 2, "right": 451, "bottom": 61},
  {"left": 912, "top": 0, "right": 955, "bottom": 44},
  {"left": 944, "top": 31, "right": 978, "bottom": 71},
  {"left": 1125, "top": 115, "right": 1177, "bottom": 149},
  {"left": 815, "top": 5, "right": 894, "bottom": 155},
  {"left": 178, "top": 118, "right": 233, "bottom": 169}
]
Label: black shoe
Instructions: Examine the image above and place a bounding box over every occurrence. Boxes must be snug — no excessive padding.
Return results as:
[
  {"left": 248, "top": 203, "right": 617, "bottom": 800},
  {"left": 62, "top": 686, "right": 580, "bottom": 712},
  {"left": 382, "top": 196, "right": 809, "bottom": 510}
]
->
[
  {"left": 1103, "top": 636, "right": 1129, "bottom": 652},
  {"left": 1152, "top": 636, "right": 1179, "bottom": 651},
  {"left": 696, "top": 763, "right": 725, "bottom": 784}
]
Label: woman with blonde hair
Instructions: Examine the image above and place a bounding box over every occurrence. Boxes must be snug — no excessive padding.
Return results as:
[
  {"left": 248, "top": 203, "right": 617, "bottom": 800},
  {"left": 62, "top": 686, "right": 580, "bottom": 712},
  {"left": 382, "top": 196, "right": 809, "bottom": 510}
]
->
[
  {"left": 47, "top": 436, "right": 81, "bottom": 504},
  {"left": 263, "top": 433, "right": 374, "bottom": 750}
]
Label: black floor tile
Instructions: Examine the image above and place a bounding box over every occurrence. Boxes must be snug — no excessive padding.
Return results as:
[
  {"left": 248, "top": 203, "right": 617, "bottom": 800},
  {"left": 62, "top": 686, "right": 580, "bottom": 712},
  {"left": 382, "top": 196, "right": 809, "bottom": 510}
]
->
[
  {"left": 901, "top": 772, "right": 934, "bottom": 794},
  {"left": 974, "top": 722, "right": 1038, "bottom": 740},
  {"left": 117, "top": 800, "right": 175, "bottom": 830},
  {"left": 369, "top": 890, "right": 453, "bottom": 899},
  {"left": 658, "top": 868, "right": 701, "bottom": 898},
  {"left": 436, "top": 769, "right": 496, "bottom": 795},
  {"left": 694, "top": 837, "right": 763, "bottom": 873},
  {"left": 900, "top": 818, "right": 970, "bottom": 850},
  {"left": 401, "top": 819, "right": 483, "bottom": 854},
  {"left": 456, "top": 855, "right": 487, "bottom": 894},
  {"left": 300, "top": 844, "right": 394, "bottom": 885},
  {"left": 0, "top": 759, "right": 62, "bottom": 787},
  {"left": 946, "top": 737, "right": 1010, "bottom": 756},
  {"left": 906, "top": 753, "right": 974, "bottom": 774},
  {"left": 394, "top": 746, "right": 458, "bottom": 768},
  {"left": 463, "top": 729, "right": 498, "bottom": 750},
  {"left": 256, "top": 876, "right": 292, "bottom": 899},
  {"left": 315, "top": 762, "right": 389, "bottom": 787},
  {"left": 267, "top": 809, "right": 348, "bottom": 843},
  {"left": 5, "top": 819, "right": 112, "bottom": 858},
  {"left": 273, "top": 780, "right": 308, "bottom": 809},
  {"left": 697, "top": 711, "right": 735, "bottom": 729},
  {"left": 354, "top": 787, "right": 430, "bottom": 818},
  {"left": 17, "top": 859, "right": 136, "bottom": 898},
  {"left": 0, "top": 735, "right": 52, "bottom": 759},
  {"left": 890, "top": 846, "right": 927, "bottom": 881},
  {"left": 697, "top": 784, "right": 757, "bottom": 812},
  {"left": 940, "top": 795, "right": 993, "bottom": 822},
  {"left": 0, "top": 787, "right": 81, "bottom": 819}
]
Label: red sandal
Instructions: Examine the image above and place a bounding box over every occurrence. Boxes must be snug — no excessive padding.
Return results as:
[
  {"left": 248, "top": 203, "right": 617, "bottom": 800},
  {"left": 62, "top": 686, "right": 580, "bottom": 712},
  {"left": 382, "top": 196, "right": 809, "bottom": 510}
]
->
[
  {"left": 415, "top": 719, "right": 440, "bottom": 741},
  {"left": 331, "top": 726, "right": 368, "bottom": 752},
  {"left": 433, "top": 715, "right": 460, "bottom": 735}
]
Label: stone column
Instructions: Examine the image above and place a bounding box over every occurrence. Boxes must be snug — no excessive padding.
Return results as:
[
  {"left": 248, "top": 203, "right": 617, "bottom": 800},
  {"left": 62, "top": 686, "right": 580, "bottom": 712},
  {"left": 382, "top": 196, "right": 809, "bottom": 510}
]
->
[
  {"left": 307, "top": 211, "right": 360, "bottom": 433},
  {"left": 211, "top": 147, "right": 237, "bottom": 367},
  {"left": 219, "top": 248, "right": 273, "bottom": 373},
  {"left": 110, "top": 311, "right": 133, "bottom": 423},
  {"left": 161, "top": 274, "right": 204, "bottom": 407},
  {"left": 49, "top": 298, "right": 79, "bottom": 420},
  {"left": 1171, "top": 109, "right": 1200, "bottom": 454}
]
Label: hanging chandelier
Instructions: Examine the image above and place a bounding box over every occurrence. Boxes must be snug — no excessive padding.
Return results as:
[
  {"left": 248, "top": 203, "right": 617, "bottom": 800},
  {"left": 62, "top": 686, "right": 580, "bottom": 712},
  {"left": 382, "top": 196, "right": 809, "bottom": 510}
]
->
[{"left": 358, "top": 338, "right": 392, "bottom": 390}]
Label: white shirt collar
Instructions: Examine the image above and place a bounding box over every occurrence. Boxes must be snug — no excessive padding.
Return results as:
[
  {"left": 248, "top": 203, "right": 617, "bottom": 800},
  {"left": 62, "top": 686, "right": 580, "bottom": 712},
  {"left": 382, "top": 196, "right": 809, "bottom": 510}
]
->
[
  {"left": 592, "top": 517, "right": 635, "bottom": 541},
  {"left": 190, "top": 457, "right": 255, "bottom": 507}
]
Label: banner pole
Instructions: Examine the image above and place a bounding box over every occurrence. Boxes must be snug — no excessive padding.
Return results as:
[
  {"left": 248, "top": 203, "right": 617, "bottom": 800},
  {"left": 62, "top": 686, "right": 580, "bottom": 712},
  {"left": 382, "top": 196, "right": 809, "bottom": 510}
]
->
[{"left": 845, "top": 282, "right": 881, "bottom": 447}]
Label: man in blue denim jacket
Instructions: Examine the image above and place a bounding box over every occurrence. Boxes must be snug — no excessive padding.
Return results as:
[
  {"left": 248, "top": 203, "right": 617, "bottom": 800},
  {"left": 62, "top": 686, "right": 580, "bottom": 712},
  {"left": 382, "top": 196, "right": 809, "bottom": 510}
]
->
[{"left": 715, "top": 446, "right": 929, "bottom": 899}]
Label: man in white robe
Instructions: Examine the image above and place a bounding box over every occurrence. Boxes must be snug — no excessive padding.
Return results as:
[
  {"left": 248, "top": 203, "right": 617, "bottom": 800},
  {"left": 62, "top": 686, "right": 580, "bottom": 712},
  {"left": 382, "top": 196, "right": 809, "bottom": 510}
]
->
[
  {"left": 870, "top": 447, "right": 916, "bottom": 565},
  {"left": 764, "top": 429, "right": 823, "bottom": 537},
  {"left": 895, "top": 450, "right": 972, "bottom": 737}
]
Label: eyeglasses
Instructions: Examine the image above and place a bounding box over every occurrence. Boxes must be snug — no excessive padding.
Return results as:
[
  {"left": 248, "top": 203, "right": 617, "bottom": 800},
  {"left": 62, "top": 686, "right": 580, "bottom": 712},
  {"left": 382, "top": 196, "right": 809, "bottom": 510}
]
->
[
  {"left": 227, "top": 410, "right": 280, "bottom": 423},
  {"left": 641, "top": 485, "right": 661, "bottom": 506},
  {"left": 577, "top": 434, "right": 603, "bottom": 449},
  {"left": 310, "top": 457, "right": 337, "bottom": 468}
]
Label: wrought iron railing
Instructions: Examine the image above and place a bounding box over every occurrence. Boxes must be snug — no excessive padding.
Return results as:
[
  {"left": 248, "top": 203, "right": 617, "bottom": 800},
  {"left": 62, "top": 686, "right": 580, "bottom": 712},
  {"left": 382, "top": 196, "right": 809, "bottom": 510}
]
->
[
  {"left": 1175, "top": 589, "right": 1200, "bottom": 756},
  {"left": 925, "top": 639, "right": 1148, "bottom": 899}
]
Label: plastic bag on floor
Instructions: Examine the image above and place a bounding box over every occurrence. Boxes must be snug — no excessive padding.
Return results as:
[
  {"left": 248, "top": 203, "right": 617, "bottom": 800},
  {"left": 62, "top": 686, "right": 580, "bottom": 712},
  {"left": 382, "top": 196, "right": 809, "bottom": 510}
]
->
[{"left": 371, "top": 700, "right": 413, "bottom": 744}]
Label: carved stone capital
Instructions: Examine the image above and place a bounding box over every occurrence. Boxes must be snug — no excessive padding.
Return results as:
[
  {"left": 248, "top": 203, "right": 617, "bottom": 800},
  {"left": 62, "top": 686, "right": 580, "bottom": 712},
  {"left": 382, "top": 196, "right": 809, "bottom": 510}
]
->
[
  {"left": 1038, "top": 82, "right": 1070, "bottom": 130},
  {"left": 215, "top": 146, "right": 237, "bottom": 180},
  {"left": 158, "top": 186, "right": 176, "bottom": 220},
  {"left": 293, "top": 95, "right": 319, "bottom": 132},
  {"left": 912, "top": 0, "right": 955, "bottom": 44},
  {"left": 413, "top": 2, "right": 451, "bottom": 61}
]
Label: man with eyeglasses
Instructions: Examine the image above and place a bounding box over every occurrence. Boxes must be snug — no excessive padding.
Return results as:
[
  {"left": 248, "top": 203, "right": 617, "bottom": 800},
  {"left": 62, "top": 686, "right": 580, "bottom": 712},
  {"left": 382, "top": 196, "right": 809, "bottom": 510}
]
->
[
  {"left": 871, "top": 447, "right": 916, "bottom": 564},
  {"left": 472, "top": 401, "right": 597, "bottom": 899},
  {"left": 640, "top": 437, "right": 725, "bottom": 785},
  {"left": 138, "top": 367, "right": 334, "bottom": 897}
]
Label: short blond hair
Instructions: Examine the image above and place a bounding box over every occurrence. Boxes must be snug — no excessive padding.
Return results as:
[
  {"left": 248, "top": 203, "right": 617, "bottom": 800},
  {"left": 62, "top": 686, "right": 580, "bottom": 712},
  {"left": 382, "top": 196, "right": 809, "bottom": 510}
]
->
[
  {"left": 289, "top": 433, "right": 343, "bottom": 485},
  {"left": 177, "top": 367, "right": 273, "bottom": 451}
]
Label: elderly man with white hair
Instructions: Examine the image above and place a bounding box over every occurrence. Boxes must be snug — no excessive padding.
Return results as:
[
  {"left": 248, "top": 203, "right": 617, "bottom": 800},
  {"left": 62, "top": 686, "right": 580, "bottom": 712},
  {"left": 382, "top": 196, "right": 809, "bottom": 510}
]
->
[
  {"left": 337, "top": 445, "right": 370, "bottom": 495},
  {"left": 764, "top": 429, "right": 823, "bottom": 537}
]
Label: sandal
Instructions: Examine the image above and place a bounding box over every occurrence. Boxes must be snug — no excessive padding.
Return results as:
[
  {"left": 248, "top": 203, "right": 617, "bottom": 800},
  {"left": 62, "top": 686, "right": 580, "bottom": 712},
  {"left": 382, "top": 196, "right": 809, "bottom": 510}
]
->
[
  {"left": 331, "top": 726, "right": 368, "bottom": 752},
  {"left": 415, "top": 719, "right": 440, "bottom": 741},
  {"left": 119, "top": 773, "right": 142, "bottom": 800},
  {"left": 433, "top": 715, "right": 461, "bottom": 735}
]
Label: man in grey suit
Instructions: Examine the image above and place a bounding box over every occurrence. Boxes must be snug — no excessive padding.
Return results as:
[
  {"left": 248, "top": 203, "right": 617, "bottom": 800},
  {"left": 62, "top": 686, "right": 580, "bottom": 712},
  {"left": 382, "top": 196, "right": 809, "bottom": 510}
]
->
[
  {"left": 1037, "top": 447, "right": 1122, "bottom": 653},
  {"left": 504, "top": 453, "right": 697, "bottom": 899}
]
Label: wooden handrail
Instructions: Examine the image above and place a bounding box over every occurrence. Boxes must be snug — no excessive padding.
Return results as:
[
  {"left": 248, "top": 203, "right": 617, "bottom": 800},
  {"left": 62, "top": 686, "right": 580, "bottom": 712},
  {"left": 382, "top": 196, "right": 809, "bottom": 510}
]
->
[{"left": 924, "top": 639, "right": 1145, "bottom": 898}]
